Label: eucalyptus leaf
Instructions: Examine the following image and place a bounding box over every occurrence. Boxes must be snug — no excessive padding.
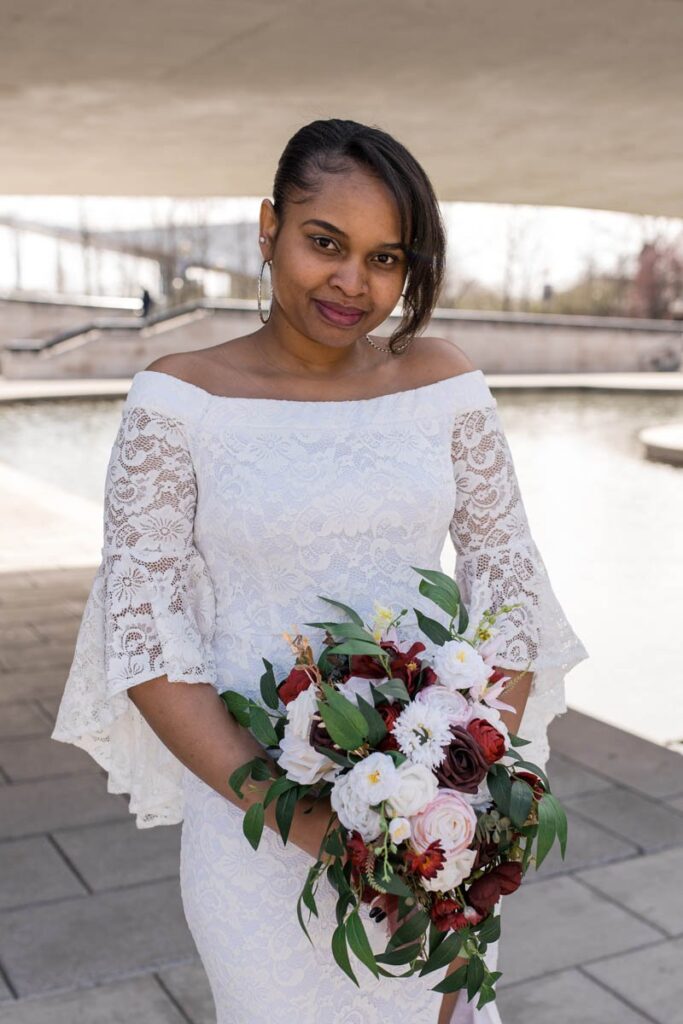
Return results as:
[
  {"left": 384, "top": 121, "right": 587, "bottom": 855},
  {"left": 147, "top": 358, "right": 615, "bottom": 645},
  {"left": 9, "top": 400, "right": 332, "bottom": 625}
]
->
[
  {"left": 418, "top": 578, "right": 461, "bottom": 618},
  {"left": 249, "top": 705, "right": 280, "bottom": 748},
  {"left": 346, "top": 912, "right": 380, "bottom": 977},
  {"left": 387, "top": 908, "right": 430, "bottom": 950},
  {"left": 432, "top": 962, "right": 469, "bottom": 994},
  {"left": 316, "top": 596, "right": 365, "bottom": 626},
  {"left": 275, "top": 785, "right": 299, "bottom": 844},
  {"left": 242, "top": 802, "right": 264, "bottom": 851},
  {"left": 414, "top": 608, "right": 453, "bottom": 646},
  {"left": 509, "top": 778, "right": 534, "bottom": 828},
  {"left": 467, "top": 955, "right": 485, "bottom": 1001},
  {"left": 419, "top": 930, "right": 464, "bottom": 976},
  {"left": 331, "top": 922, "right": 359, "bottom": 985},
  {"left": 221, "top": 690, "right": 251, "bottom": 727},
  {"left": 535, "top": 794, "right": 558, "bottom": 868},
  {"left": 375, "top": 941, "right": 423, "bottom": 965},
  {"left": 259, "top": 658, "right": 280, "bottom": 710},
  {"left": 228, "top": 759, "right": 254, "bottom": 800},
  {"left": 355, "top": 695, "right": 388, "bottom": 746}
]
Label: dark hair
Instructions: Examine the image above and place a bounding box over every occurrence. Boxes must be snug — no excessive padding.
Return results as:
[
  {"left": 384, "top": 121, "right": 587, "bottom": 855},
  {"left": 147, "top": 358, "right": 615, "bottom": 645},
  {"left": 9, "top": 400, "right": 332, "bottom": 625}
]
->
[{"left": 271, "top": 118, "right": 447, "bottom": 354}]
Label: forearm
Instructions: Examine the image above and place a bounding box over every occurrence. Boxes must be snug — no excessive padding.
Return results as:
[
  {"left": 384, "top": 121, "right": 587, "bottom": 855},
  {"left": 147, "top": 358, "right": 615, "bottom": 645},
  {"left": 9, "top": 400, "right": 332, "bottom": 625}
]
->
[{"left": 126, "top": 676, "right": 332, "bottom": 858}]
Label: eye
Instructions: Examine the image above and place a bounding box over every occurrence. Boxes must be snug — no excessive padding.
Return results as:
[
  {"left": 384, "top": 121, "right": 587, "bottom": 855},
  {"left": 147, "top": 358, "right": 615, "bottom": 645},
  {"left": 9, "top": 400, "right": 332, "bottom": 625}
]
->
[
  {"left": 374, "top": 253, "right": 400, "bottom": 267},
  {"left": 310, "top": 235, "right": 340, "bottom": 253}
]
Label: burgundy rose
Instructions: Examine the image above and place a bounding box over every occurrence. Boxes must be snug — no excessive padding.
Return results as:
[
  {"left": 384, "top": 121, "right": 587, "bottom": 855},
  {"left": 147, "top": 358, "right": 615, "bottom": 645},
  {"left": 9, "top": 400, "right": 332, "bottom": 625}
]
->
[
  {"left": 467, "top": 871, "right": 503, "bottom": 915},
  {"left": 430, "top": 897, "right": 483, "bottom": 932},
  {"left": 277, "top": 666, "right": 315, "bottom": 705},
  {"left": 309, "top": 713, "right": 336, "bottom": 753},
  {"left": 435, "top": 725, "right": 490, "bottom": 794},
  {"left": 467, "top": 718, "right": 507, "bottom": 765},
  {"left": 468, "top": 861, "right": 523, "bottom": 914}
]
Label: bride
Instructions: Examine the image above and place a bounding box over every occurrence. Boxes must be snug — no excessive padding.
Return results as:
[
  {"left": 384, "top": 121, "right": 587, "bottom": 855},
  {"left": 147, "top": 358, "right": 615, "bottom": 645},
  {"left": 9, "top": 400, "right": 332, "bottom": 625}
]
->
[{"left": 52, "top": 117, "right": 589, "bottom": 1023}]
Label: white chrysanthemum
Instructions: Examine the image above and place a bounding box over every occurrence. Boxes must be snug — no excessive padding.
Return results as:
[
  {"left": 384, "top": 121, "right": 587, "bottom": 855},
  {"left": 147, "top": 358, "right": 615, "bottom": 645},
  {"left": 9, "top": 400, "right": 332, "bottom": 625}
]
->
[
  {"left": 388, "top": 816, "right": 411, "bottom": 844},
  {"left": 347, "top": 751, "right": 399, "bottom": 804},
  {"left": 392, "top": 702, "right": 453, "bottom": 769},
  {"left": 431, "top": 639, "right": 491, "bottom": 693}
]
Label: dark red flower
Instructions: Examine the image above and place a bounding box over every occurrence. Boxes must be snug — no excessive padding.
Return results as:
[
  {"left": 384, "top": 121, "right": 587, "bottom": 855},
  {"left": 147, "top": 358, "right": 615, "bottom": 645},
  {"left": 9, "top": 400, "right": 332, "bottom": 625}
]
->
[
  {"left": 435, "top": 725, "right": 490, "bottom": 794},
  {"left": 417, "top": 665, "right": 438, "bottom": 690},
  {"left": 376, "top": 702, "right": 401, "bottom": 752},
  {"left": 467, "top": 718, "right": 507, "bottom": 765},
  {"left": 277, "top": 666, "right": 315, "bottom": 705},
  {"left": 388, "top": 641, "right": 427, "bottom": 696},
  {"left": 494, "top": 861, "right": 523, "bottom": 896},
  {"left": 514, "top": 770, "right": 546, "bottom": 802},
  {"left": 345, "top": 831, "right": 370, "bottom": 870},
  {"left": 430, "top": 897, "right": 483, "bottom": 932},
  {"left": 404, "top": 840, "right": 446, "bottom": 880},
  {"left": 349, "top": 644, "right": 395, "bottom": 679},
  {"left": 467, "top": 861, "right": 523, "bottom": 913}
]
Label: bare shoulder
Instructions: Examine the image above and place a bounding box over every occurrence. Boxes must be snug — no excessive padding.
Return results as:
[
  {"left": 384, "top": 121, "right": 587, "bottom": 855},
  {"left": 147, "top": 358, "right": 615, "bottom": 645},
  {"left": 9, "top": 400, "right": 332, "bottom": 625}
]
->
[
  {"left": 406, "top": 336, "right": 478, "bottom": 381},
  {"left": 144, "top": 350, "right": 204, "bottom": 383}
]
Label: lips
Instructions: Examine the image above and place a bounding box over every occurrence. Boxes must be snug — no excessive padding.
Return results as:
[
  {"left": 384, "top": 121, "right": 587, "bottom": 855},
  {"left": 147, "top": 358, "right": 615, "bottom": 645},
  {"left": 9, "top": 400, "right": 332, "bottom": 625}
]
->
[{"left": 314, "top": 300, "right": 365, "bottom": 326}]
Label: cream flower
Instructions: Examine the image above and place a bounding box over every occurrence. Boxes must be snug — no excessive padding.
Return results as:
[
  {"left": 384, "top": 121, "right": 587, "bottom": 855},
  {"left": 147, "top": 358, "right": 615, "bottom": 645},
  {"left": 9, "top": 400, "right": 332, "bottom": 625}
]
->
[
  {"left": 330, "top": 770, "right": 382, "bottom": 842},
  {"left": 431, "top": 639, "right": 491, "bottom": 693},
  {"left": 388, "top": 817, "right": 412, "bottom": 844},
  {"left": 415, "top": 684, "right": 470, "bottom": 726},
  {"left": 347, "top": 751, "right": 399, "bottom": 805},
  {"left": 392, "top": 702, "right": 453, "bottom": 769},
  {"left": 420, "top": 849, "right": 477, "bottom": 893},
  {"left": 410, "top": 789, "right": 477, "bottom": 857},
  {"left": 386, "top": 761, "right": 438, "bottom": 818}
]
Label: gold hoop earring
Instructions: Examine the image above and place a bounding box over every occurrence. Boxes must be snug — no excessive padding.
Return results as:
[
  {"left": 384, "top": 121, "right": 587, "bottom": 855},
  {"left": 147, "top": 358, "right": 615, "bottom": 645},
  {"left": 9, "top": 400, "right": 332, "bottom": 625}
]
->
[{"left": 257, "top": 259, "right": 273, "bottom": 324}]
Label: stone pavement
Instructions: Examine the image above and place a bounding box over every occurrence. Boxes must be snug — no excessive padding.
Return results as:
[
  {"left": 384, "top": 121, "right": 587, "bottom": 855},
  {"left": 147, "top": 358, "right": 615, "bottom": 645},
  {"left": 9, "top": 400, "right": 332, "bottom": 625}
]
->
[{"left": 1, "top": 567, "right": 682, "bottom": 1023}]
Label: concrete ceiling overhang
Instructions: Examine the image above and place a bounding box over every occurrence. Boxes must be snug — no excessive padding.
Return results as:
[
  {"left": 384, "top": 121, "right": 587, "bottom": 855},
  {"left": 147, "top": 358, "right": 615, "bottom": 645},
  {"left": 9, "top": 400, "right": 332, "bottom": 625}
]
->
[{"left": 1, "top": 0, "right": 681, "bottom": 216}]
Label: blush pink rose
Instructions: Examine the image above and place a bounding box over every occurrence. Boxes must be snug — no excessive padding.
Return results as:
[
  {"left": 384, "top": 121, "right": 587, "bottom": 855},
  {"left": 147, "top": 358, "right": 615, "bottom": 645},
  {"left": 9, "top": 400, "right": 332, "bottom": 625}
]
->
[{"left": 409, "top": 789, "right": 477, "bottom": 858}]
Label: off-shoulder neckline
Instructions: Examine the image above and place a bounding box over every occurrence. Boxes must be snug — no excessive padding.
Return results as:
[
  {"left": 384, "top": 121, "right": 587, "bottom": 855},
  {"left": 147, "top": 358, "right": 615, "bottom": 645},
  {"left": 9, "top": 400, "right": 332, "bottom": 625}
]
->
[{"left": 134, "top": 367, "right": 486, "bottom": 408}]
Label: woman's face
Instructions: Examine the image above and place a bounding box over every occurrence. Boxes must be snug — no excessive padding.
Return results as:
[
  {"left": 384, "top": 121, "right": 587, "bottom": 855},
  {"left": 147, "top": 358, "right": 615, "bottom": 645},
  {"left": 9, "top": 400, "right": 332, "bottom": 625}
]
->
[{"left": 259, "top": 164, "right": 409, "bottom": 350}]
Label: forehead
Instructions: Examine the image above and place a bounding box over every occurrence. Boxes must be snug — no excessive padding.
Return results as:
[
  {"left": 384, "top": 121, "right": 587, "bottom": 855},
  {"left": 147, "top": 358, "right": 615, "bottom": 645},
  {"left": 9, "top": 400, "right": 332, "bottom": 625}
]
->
[{"left": 294, "top": 166, "right": 403, "bottom": 239}]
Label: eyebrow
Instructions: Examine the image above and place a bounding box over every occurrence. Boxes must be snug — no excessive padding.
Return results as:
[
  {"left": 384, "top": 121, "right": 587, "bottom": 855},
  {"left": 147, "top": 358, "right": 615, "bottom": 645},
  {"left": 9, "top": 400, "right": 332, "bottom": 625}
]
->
[{"left": 300, "top": 218, "right": 406, "bottom": 251}]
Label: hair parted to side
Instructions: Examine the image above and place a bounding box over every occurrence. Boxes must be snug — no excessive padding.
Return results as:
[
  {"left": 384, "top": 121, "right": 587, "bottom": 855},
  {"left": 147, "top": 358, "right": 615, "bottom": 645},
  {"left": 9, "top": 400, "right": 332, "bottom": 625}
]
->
[{"left": 271, "top": 118, "right": 447, "bottom": 355}]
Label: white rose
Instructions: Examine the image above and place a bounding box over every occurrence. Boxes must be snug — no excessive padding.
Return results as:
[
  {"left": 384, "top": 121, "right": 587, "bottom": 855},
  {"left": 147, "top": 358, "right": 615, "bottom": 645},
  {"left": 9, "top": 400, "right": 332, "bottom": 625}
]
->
[
  {"left": 388, "top": 817, "right": 411, "bottom": 844},
  {"left": 420, "top": 849, "right": 477, "bottom": 892},
  {"left": 348, "top": 751, "right": 399, "bottom": 805},
  {"left": 278, "top": 726, "right": 338, "bottom": 785},
  {"left": 330, "top": 771, "right": 382, "bottom": 842},
  {"left": 432, "top": 639, "right": 490, "bottom": 693},
  {"left": 286, "top": 685, "right": 319, "bottom": 740},
  {"left": 386, "top": 761, "right": 438, "bottom": 818},
  {"left": 415, "top": 684, "right": 470, "bottom": 726}
]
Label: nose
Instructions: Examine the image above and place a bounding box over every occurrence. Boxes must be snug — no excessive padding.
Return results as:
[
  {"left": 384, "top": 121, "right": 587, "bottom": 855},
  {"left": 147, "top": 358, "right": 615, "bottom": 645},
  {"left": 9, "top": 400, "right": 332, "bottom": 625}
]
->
[{"left": 328, "top": 257, "right": 369, "bottom": 297}]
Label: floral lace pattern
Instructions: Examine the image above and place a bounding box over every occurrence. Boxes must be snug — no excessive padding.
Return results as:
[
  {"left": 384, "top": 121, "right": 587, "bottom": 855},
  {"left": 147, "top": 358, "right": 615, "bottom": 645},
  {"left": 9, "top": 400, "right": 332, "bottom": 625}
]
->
[{"left": 51, "top": 367, "right": 587, "bottom": 1021}]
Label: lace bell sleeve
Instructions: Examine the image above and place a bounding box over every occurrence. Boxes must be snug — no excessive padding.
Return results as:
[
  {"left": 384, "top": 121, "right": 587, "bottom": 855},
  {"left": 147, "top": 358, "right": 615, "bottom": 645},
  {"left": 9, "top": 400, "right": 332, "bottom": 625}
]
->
[
  {"left": 51, "top": 391, "right": 218, "bottom": 827},
  {"left": 449, "top": 396, "right": 589, "bottom": 769}
]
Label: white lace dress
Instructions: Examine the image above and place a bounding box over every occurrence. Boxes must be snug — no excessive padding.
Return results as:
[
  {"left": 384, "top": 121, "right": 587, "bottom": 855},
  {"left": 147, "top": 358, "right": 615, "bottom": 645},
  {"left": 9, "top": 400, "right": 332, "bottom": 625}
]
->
[{"left": 52, "top": 368, "right": 589, "bottom": 1024}]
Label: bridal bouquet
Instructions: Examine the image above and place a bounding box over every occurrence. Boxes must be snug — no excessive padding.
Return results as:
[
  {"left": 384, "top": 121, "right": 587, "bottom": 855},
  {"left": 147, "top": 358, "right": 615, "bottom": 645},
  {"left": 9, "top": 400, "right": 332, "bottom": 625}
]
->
[{"left": 221, "top": 567, "right": 567, "bottom": 1011}]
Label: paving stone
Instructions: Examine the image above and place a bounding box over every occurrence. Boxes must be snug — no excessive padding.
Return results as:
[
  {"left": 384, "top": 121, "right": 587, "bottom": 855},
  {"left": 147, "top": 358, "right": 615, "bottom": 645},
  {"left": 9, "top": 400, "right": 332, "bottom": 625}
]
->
[
  {"left": 0, "top": 668, "right": 71, "bottom": 702},
  {"left": 496, "top": 967, "right": 650, "bottom": 1023},
  {"left": 0, "top": 977, "right": 10, "bottom": 1003},
  {"left": 666, "top": 794, "right": 683, "bottom": 814},
  {"left": 532, "top": 806, "right": 638, "bottom": 881},
  {"left": 546, "top": 752, "right": 615, "bottom": 800},
  {"left": 0, "top": 628, "right": 40, "bottom": 648},
  {"left": 158, "top": 959, "right": 214, "bottom": 1024},
  {"left": 0, "top": 879, "right": 196, "bottom": 996},
  {"left": 0, "top": 975, "right": 187, "bottom": 1023},
  {"left": 53, "top": 819, "right": 181, "bottom": 890},
  {"left": 566, "top": 786, "right": 683, "bottom": 852},
  {"left": 0, "top": 775, "right": 129, "bottom": 840},
  {"left": 549, "top": 710, "right": 683, "bottom": 799},
  {"left": 0, "top": 600, "right": 84, "bottom": 627},
  {"left": 35, "top": 698, "right": 59, "bottom": 724},
  {"left": 28, "top": 621, "right": 79, "bottom": 645},
  {"left": 498, "top": 875, "right": 661, "bottom": 983},
  {"left": 0, "top": 703, "right": 51, "bottom": 739},
  {"left": 0, "top": 837, "right": 85, "bottom": 910},
  {"left": 578, "top": 845, "right": 683, "bottom": 937},
  {"left": 0, "top": 644, "right": 77, "bottom": 673},
  {"left": 0, "top": 736, "right": 100, "bottom": 782},
  {"left": 584, "top": 935, "right": 683, "bottom": 1022}
]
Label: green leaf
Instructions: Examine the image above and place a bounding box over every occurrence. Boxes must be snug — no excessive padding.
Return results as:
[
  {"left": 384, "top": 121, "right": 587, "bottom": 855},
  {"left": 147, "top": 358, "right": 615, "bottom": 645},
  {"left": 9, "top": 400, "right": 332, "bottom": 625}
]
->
[
  {"left": 414, "top": 608, "right": 453, "bottom": 646},
  {"left": 536, "top": 793, "right": 558, "bottom": 868},
  {"left": 263, "top": 774, "right": 297, "bottom": 808},
  {"left": 324, "top": 828, "right": 347, "bottom": 857},
  {"left": 467, "top": 955, "right": 485, "bottom": 1001},
  {"left": 508, "top": 733, "right": 532, "bottom": 747},
  {"left": 513, "top": 759, "right": 551, "bottom": 791},
  {"left": 259, "top": 658, "right": 280, "bottom": 710},
  {"left": 375, "top": 941, "right": 423, "bottom": 965},
  {"left": 509, "top": 778, "right": 534, "bottom": 828},
  {"left": 487, "top": 765, "right": 512, "bottom": 816},
  {"left": 318, "top": 704, "right": 366, "bottom": 751},
  {"left": 355, "top": 695, "right": 388, "bottom": 746},
  {"left": 346, "top": 911, "right": 379, "bottom": 978},
  {"left": 249, "top": 705, "right": 280, "bottom": 748},
  {"left": 368, "top": 861, "right": 412, "bottom": 898},
  {"left": 432, "top": 962, "right": 469, "bottom": 994},
  {"left": 331, "top": 922, "right": 359, "bottom": 986},
  {"left": 457, "top": 602, "right": 470, "bottom": 635},
  {"left": 301, "top": 872, "right": 318, "bottom": 918},
  {"left": 249, "top": 757, "right": 275, "bottom": 782},
  {"left": 221, "top": 690, "right": 251, "bottom": 727},
  {"left": 242, "top": 802, "right": 264, "bottom": 851},
  {"left": 327, "top": 638, "right": 388, "bottom": 658},
  {"left": 418, "top": 578, "right": 461, "bottom": 618},
  {"left": 476, "top": 913, "right": 501, "bottom": 945},
  {"left": 228, "top": 759, "right": 254, "bottom": 800},
  {"left": 387, "top": 908, "right": 431, "bottom": 950},
  {"left": 374, "top": 677, "right": 410, "bottom": 703},
  {"left": 275, "top": 785, "right": 300, "bottom": 844},
  {"left": 313, "top": 743, "right": 353, "bottom": 767},
  {"left": 410, "top": 566, "right": 462, "bottom": 601},
  {"left": 316, "top": 596, "right": 365, "bottom": 627},
  {"left": 545, "top": 793, "right": 569, "bottom": 857},
  {"left": 419, "top": 930, "right": 464, "bottom": 976}
]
